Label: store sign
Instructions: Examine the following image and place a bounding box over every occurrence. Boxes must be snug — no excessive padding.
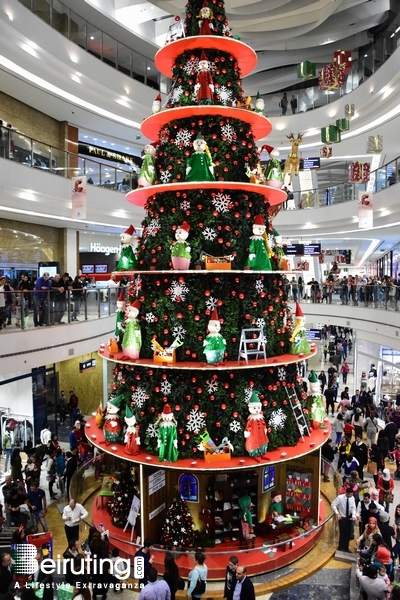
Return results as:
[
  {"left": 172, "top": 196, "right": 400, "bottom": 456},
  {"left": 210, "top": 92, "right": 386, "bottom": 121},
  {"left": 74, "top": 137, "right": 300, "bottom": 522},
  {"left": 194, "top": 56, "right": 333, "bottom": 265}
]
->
[
  {"left": 79, "top": 358, "right": 96, "bottom": 372},
  {"left": 89, "top": 242, "right": 120, "bottom": 256},
  {"left": 148, "top": 470, "right": 166, "bottom": 496},
  {"left": 78, "top": 143, "right": 141, "bottom": 169},
  {"left": 306, "top": 329, "right": 322, "bottom": 341}
]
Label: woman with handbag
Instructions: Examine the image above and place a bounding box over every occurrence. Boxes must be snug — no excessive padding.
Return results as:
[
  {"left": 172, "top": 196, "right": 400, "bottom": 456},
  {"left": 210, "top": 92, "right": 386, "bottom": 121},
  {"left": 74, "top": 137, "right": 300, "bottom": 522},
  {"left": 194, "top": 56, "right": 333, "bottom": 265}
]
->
[
  {"left": 368, "top": 444, "right": 385, "bottom": 486},
  {"left": 364, "top": 413, "right": 379, "bottom": 447},
  {"left": 376, "top": 468, "right": 395, "bottom": 513},
  {"left": 187, "top": 552, "right": 207, "bottom": 600}
]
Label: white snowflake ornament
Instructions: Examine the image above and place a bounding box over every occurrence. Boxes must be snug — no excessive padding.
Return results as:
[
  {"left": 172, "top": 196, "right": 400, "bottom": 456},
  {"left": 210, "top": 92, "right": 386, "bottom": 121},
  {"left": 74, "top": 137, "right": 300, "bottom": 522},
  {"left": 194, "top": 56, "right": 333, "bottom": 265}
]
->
[
  {"left": 169, "top": 279, "right": 189, "bottom": 302},
  {"left": 170, "top": 85, "right": 183, "bottom": 103},
  {"left": 146, "top": 312, "right": 156, "bottom": 323},
  {"left": 230, "top": 420, "right": 241, "bottom": 433},
  {"left": 212, "top": 192, "right": 231, "bottom": 213},
  {"left": 277, "top": 367, "right": 287, "bottom": 381},
  {"left": 131, "top": 386, "right": 148, "bottom": 408},
  {"left": 243, "top": 387, "right": 253, "bottom": 404},
  {"left": 202, "top": 227, "right": 217, "bottom": 241},
  {"left": 221, "top": 124, "right": 236, "bottom": 141},
  {"left": 205, "top": 296, "right": 218, "bottom": 310},
  {"left": 146, "top": 423, "right": 159, "bottom": 438},
  {"left": 269, "top": 409, "right": 287, "bottom": 430},
  {"left": 186, "top": 409, "right": 206, "bottom": 434},
  {"left": 144, "top": 219, "right": 160, "bottom": 237},
  {"left": 255, "top": 318, "right": 265, "bottom": 328},
  {"left": 217, "top": 86, "right": 233, "bottom": 106},
  {"left": 160, "top": 170, "right": 171, "bottom": 184},
  {"left": 160, "top": 380, "right": 172, "bottom": 395},
  {"left": 180, "top": 200, "right": 191, "bottom": 211},
  {"left": 206, "top": 379, "right": 218, "bottom": 393},
  {"left": 174, "top": 129, "right": 192, "bottom": 147},
  {"left": 159, "top": 128, "right": 170, "bottom": 145},
  {"left": 255, "top": 279, "right": 265, "bottom": 292},
  {"left": 173, "top": 325, "right": 186, "bottom": 339}
]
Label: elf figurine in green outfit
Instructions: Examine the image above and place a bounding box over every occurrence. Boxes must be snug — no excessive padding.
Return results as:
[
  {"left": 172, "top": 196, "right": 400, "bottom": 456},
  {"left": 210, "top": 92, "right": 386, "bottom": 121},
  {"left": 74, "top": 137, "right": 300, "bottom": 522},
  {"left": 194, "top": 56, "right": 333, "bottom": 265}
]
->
[
  {"left": 289, "top": 302, "right": 311, "bottom": 355},
  {"left": 186, "top": 133, "right": 215, "bottom": 182},
  {"left": 171, "top": 221, "right": 191, "bottom": 269},
  {"left": 116, "top": 224, "right": 138, "bottom": 271},
  {"left": 121, "top": 300, "right": 142, "bottom": 359},
  {"left": 156, "top": 404, "right": 178, "bottom": 462},
  {"left": 245, "top": 214, "right": 272, "bottom": 271},
  {"left": 203, "top": 308, "right": 226, "bottom": 364},
  {"left": 138, "top": 143, "right": 156, "bottom": 187},
  {"left": 115, "top": 291, "right": 125, "bottom": 350},
  {"left": 262, "top": 145, "right": 284, "bottom": 189},
  {"left": 307, "top": 370, "right": 327, "bottom": 429}
]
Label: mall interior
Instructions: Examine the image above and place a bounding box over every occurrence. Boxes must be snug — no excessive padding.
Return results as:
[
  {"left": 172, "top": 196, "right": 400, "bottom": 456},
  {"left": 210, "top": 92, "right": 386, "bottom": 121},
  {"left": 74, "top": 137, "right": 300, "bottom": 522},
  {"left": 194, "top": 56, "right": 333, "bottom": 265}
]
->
[{"left": 1, "top": 0, "right": 400, "bottom": 598}]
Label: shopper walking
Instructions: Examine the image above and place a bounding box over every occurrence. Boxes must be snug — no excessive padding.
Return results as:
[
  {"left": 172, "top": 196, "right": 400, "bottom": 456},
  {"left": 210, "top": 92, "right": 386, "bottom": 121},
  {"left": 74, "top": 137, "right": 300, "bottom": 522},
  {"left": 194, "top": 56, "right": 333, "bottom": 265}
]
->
[{"left": 331, "top": 487, "right": 356, "bottom": 552}]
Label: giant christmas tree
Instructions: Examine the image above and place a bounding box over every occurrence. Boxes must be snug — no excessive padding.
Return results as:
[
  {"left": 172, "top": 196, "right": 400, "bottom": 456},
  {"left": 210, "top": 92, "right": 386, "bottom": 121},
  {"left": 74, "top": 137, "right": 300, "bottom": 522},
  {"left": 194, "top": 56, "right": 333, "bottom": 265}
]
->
[{"left": 103, "top": 0, "right": 314, "bottom": 461}]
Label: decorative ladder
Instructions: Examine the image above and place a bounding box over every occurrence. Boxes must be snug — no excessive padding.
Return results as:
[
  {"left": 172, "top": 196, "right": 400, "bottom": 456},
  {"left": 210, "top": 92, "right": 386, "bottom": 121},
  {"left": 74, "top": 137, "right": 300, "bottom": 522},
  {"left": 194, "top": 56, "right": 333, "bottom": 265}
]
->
[
  {"left": 285, "top": 387, "right": 310, "bottom": 441},
  {"left": 237, "top": 328, "right": 267, "bottom": 364}
]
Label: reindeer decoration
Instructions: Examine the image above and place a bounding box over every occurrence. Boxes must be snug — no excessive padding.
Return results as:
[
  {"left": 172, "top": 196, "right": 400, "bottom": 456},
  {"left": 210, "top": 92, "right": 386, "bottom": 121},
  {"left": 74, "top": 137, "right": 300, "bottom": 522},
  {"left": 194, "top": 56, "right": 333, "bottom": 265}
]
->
[{"left": 283, "top": 133, "right": 303, "bottom": 184}]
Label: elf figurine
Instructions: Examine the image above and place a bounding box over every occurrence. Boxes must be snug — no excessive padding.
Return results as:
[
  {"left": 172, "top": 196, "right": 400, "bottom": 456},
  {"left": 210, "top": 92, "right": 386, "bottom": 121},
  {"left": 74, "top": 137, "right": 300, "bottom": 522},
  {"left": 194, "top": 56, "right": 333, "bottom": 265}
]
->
[
  {"left": 254, "top": 92, "right": 265, "bottom": 114},
  {"left": 262, "top": 145, "right": 284, "bottom": 189},
  {"left": 194, "top": 51, "right": 214, "bottom": 105},
  {"left": 197, "top": 0, "right": 215, "bottom": 35},
  {"left": 238, "top": 496, "right": 254, "bottom": 540},
  {"left": 152, "top": 93, "right": 162, "bottom": 114},
  {"left": 289, "top": 302, "right": 311, "bottom": 355},
  {"left": 272, "top": 228, "right": 290, "bottom": 270},
  {"left": 124, "top": 404, "right": 141, "bottom": 455},
  {"left": 203, "top": 308, "right": 226, "bottom": 364},
  {"left": 171, "top": 221, "right": 191, "bottom": 269},
  {"left": 103, "top": 395, "right": 124, "bottom": 443},
  {"left": 244, "top": 390, "right": 269, "bottom": 461},
  {"left": 121, "top": 300, "right": 142, "bottom": 359},
  {"left": 137, "top": 143, "right": 156, "bottom": 187},
  {"left": 115, "top": 291, "right": 125, "bottom": 350},
  {"left": 116, "top": 224, "right": 138, "bottom": 271},
  {"left": 307, "top": 370, "right": 326, "bottom": 429},
  {"left": 156, "top": 404, "right": 178, "bottom": 462},
  {"left": 245, "top": 214, "right": 272, "bottom": 271},
  {"left": 186, "top": 133, "right": 215, "bottom": 182}
]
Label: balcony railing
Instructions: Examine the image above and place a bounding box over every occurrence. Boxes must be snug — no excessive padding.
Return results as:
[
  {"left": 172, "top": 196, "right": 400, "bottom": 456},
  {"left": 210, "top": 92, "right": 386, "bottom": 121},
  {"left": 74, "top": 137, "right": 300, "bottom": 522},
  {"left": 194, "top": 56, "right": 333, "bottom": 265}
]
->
[
  {"left": 1, "top": 124, "right": 399, "bottom": 204},
  {"left": 18, "top": 0, "right": 159, "bottom": 90}
]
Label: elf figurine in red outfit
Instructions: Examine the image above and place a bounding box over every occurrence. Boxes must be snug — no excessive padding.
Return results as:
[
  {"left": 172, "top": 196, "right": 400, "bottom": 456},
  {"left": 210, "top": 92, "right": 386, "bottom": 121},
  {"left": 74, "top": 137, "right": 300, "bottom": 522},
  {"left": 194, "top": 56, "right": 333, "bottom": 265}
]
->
[
  {"left": 124, "top": 404, "right": 140, "bottom": 455},
  {"left": 244, "top": 390, "right": 269, "bottom": 461},
  {"left": 197, "top": 0, "right": 215, "bottom": 35},
  {"left": 194, "top": 50, "right": 214, "bottom": 105},
  {"left": 104, "top": 394, "right": 124, "bottom": 443}
]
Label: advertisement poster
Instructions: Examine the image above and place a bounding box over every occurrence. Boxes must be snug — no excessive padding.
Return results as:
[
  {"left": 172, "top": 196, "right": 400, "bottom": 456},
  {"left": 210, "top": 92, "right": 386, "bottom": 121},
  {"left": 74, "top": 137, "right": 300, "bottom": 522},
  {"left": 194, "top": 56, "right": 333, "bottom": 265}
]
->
[
  {"left": 358, "top": 191, "right": 373, "bottom": 229},
  {"left": 72, "top": 175, "right": 87, "bottom": 219}
]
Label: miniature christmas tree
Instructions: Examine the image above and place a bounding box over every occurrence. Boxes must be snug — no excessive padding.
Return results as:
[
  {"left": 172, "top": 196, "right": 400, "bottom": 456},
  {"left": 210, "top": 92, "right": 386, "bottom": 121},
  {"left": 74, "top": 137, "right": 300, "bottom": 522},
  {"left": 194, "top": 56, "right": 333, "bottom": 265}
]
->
[
  {"left": 111, "top": 465, "right": 138, "bottom": 528},
  {"left": 103, "top": 0, "right": 314, "bottom": 457},
  {"left": 160, "top": 492, "right": 199, "bottom": 548}
]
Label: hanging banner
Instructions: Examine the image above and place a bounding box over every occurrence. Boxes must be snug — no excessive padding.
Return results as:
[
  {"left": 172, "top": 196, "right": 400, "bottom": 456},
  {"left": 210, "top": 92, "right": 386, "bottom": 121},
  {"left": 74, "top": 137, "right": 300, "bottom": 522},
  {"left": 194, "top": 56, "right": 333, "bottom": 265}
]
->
[
  {"left": 72, "top": 175, "right": 87, "bottom": 219},
  {"left": 358, "top": 191, "right": 373, "bottom": 229}
]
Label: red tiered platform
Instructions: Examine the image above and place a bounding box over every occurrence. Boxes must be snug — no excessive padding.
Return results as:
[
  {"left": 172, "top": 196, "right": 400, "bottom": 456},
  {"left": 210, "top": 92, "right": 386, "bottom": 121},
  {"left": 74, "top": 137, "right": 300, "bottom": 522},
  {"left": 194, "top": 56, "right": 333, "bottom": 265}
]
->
[
  {"left": 126, "top": 181, "right": 286, "bottom": 208},
  {"left": 155, "top": 36, "right": 257, "bottom": 78}
]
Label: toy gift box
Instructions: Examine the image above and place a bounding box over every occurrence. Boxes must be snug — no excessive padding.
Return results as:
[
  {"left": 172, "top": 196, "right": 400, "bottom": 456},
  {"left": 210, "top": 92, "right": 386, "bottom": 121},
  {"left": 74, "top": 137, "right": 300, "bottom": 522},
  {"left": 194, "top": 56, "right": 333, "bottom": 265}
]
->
[
  {"left": 320, "top": 125, "right": 341, "bottom": 144},
  {"left": 153, "top": 349, "right": 176, "bottom": 364},
  {"left": 297, "top": 61, "right": 316, "bottom": 79},
  {"left": 204, "top": 255, "right": 232, "bottom": 271}
]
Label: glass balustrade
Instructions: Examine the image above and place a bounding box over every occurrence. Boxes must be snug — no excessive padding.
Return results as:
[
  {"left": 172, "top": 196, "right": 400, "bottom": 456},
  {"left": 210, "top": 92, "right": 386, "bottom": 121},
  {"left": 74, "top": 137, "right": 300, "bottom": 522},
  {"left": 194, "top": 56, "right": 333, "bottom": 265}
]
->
[{"left": 18, "top": 0, "right": 159, "bottom": 90}]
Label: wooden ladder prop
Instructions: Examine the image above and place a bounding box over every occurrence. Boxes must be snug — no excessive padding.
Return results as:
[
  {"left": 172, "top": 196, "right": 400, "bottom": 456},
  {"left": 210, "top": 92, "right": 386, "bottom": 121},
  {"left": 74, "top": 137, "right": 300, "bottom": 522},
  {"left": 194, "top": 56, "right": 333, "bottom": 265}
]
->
[
  {"left": 285, "top": 387, "right": 310, "bottom": 441},
  {"left": 237, "top": 328, "right": 267, "bottom": 364}
]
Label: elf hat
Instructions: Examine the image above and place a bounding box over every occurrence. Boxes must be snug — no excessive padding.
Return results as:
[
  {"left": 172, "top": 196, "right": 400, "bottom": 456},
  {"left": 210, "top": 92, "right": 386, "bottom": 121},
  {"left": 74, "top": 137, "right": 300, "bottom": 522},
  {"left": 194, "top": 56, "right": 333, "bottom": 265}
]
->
[
  {"left": 202, "top": 0, "right": 209, "bottom": 6},
  {"left": 131, "top": 300, "right": 141, "bottom": 310},
  {"left": 254, "top": 214, "right": 265, "bottom": 226},
  {"left": 261, "top": 144, "right": 274, "bottom": 155},
  {"left": 118, "top": 291, "right": 125, "bottom": 303},
  {"left": 209, "top": 307, "right": 219, "bottom": 322},
  {"left": 295, "top": 302, "right": 304, "bottom": 317},
  {"left": 163, "top": 404, "right": 172, "bottom": 415},
  {"left": 256, "top": 91, "right": 262, "bottom": 99},
  {"left": 271, "top": 490, "right": 281, "bottom": 501},
  {"left": 200, "top": 50, "right": 208, "bottom": 62},
  {"left": 155, "top": 93, "right": 161, "bottom": 102},
  {"left": 196, "top": 132, "right": 204, "bottom": 141},
  {"left": 125, "top": 404, "right": 134, "bottom": 419},
  {"left": 124, "top": 224, "right": 135, "bottom": 236},
  {"left": 249, "top": 390, "right": 261, "bottom": 403},
  {"left": 108, "top": 394, "right": 124, "bottom": 408},
  {"left": 308, "top": 370, "right": 318, "bottom": 383},
  {"left": 179, "top": 221, "right": 190, "bottom": 232}
]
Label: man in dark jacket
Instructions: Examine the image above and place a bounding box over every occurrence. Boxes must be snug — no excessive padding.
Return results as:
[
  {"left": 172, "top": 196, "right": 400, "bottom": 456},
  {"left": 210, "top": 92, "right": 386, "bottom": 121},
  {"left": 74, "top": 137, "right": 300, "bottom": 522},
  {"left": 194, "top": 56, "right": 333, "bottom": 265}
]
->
[
  {"left": 324, "top": 385, "right": 336, "bottom": 416},
  {"left": 0, "top": 553, "right": 13, "bottom": 594},
  {"left": 223, "top": 556, "right": 238, "bottom": 600},
  {"left": 351, "top": 435, "right": 369, "bottom": 479},
  {"left": 233, "top": 565, "right": 255, "bottom": 600}
]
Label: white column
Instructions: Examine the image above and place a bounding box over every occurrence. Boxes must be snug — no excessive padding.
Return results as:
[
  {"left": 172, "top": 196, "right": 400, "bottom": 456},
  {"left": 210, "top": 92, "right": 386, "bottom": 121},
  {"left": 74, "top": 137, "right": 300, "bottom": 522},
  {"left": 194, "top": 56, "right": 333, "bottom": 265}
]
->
[{"left": 66, "top": 228, "right": 78, "bottom": 275}]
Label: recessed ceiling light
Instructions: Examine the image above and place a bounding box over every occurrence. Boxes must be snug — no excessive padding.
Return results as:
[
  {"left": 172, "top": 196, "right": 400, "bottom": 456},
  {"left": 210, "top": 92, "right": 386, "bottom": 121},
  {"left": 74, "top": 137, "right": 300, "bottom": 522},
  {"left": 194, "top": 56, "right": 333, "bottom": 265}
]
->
[
  {"left": 364, "top": 54, "right": 368, "bottom": 57},
  {"left": 111, "top": 143, "right": 115, "bottom": 146},
  {"left": 93, "top": 138, "right": 97, "bottom": 141},
  {"left": 125, "top": 147, "right": 130, "bottom": 150},
  {"left": 84, "top": 135, "right": 88, "bottom": 138},
  {"left": 102, "top": 140, "right": 106, "bottom": 143},
  {"left": 90, "top": 36, "right": 94, "bottom": 40},
  {"left": 147, "top": 67, "right": 151, "bottom": 71}
]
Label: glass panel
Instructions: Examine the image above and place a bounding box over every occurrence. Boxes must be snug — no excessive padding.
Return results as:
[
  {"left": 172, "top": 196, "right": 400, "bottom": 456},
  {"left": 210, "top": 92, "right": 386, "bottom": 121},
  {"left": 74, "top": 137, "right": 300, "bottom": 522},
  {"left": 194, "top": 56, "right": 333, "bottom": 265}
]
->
[
  {"left": 387, "top": 160, "right": 397, "bottom": 186},
  {"left": 84, "top": 159, "right": 100, "bottom": 185},
  {"left": 32, "top": 0, "right": 51, "bottom": 25},
  {"left": 102, "top": 33, "right": 117, "bottom": 68},
  {"left": 376, "top": 167, "right": 387, "bottom": 192},
  {"left": 117, "top": 42, "right": 131, "bottom": 77},
  {"left": 12, "top": 132, "right": 32, "bottom": 164},
  {"left": 116, "top": 169, "right": 131, "bottom": 192},
  {"left": 69, "top": 10, "right": 87, "bottom": 48},
  {"left": 51, "top": 146, "right": 68, "bottom": 176},
  {"left": 87, "top": 24, "right": 102, "bottom": 60},
  {"left": 52, "top": 0, "right": 70, "bottom": 38},
  {"left": 32, "top": 140, "right": 51, "bottom": 170},
  {"left": 101, "top": 164, "right": 116, "bottom": 189},
  {"left": 19, "top": 0, "right": 32, "bottom": 9},
  {"left": 131, "top": 51, "right": 146, "bottom": 83}
]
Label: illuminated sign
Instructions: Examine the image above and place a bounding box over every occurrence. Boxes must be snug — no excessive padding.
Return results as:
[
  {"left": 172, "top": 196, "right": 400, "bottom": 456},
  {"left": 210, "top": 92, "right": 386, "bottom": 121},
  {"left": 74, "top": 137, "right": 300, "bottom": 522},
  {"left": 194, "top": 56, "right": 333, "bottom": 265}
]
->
[{"left": 78, "top": 143, "right": 141, "bottom": 169}]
